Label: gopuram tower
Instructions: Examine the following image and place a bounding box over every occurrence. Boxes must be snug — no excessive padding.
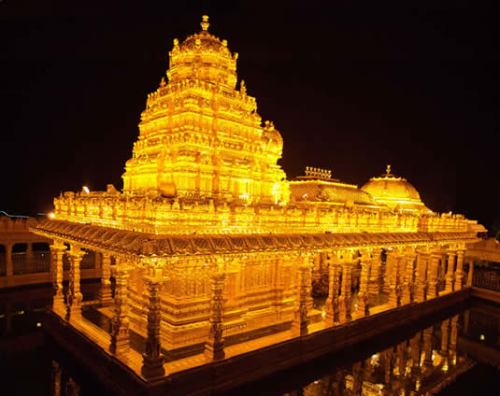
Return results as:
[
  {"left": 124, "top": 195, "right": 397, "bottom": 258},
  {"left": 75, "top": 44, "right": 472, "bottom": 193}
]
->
[{"left": 122, "top": 15, "right": 288, "bottom": 204}]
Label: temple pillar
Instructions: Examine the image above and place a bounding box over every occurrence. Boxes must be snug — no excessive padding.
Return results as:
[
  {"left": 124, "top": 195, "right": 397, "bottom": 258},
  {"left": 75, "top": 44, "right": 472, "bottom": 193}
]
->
[
  {"left": 65, "top": 377, "right": 80, "bottom": 396},
  {"left": 325, "top": 252, "right": 340, "bottom": 325},
  {"left": 449, "top": 315, "right": 458, "bottom": 366},
  {"left": 351, "top": 361, "right": 363, "bottom": 395},
  {"left": 205, "top": 271, "right": 226, "bottom": 360},
  {"left": 141, "top": 272, "right": 165, "bottom": 379},
  {"left": 466, "top": 258, "right": 475, "bottom": 287},
  {"left": 51, "top": 360, "right": 62, "bottom": 396},
  {"left": 50, "top": 243, "right": 66, "bottom": 315},
  {"left": 383, "top": 250, "right": 393, "bottom": 294},
  {"left": 110, "top": 264, "right": 130, "bottom": 358},
  {"left": 306, "top": 257, "right": 314, "bottom": 312},
  {"left": 356, "top": 251, "right": 370, "bottom": 317},
  {"left": 396, "top": 341, "right": 406, "bottom": 377},
  {"left": 338, "top": 254, "right": 352, "bottom": 323},
  {"left": 66, "top": 247, "right": 84, "bottom": 321},
  {"left": 333, "top": 370, "right": 346, "bottom": 396},
  {"left": 401, "top": 252, "right": 415, "bottom": 305},
  {"left": 422, "top": 326, "right": 433, "bottom": 369},
  {"left": 292, "top": 255, "right": 312, "bottom": 336},
  {"left": 440, "top": 318, "right": 450, "bottom": 371},
  {"left": 454, "top": 249, "right": 465, "bottom": 290},
  {"left": 383, "top": 348, "right": 394, "bottom": 386},
  {"left": 427, "top": 252, "right": 440, "bottom": 299},
  {"left": 98, "top": 253, "right": 113, "bottom": 305},
  {"left": 445, "top": 251, "right": 456, "bottom": 292},
  {"left": 409, "top": 332, "right": 421, "bottom": 374},
  {"left": 414, "top": 251, "right": 428, "bottom": 303},
  {"left": 368, "top": 249, "right": 382, "bottom": 297},
  {"left": 387, "top": 250, "right": 401, "bottom": 308},
  {"left": 440, "top": 318, "right": 450, "bottom": 354}
]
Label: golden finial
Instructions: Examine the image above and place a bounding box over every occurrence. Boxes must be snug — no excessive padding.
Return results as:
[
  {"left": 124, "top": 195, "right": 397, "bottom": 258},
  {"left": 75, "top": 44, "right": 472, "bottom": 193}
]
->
[
  {"left": 386, "top": 164, "right": 392, "bottom": 175},
  {"left": 201, "top": 15, "right": 210, "bottom": 31}
]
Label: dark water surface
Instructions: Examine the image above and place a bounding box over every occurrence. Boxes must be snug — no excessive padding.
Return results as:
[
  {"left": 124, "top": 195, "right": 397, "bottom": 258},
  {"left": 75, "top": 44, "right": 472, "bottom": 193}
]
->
[{"left": 1, "top": 283, "right": 499, "bottom": 396}]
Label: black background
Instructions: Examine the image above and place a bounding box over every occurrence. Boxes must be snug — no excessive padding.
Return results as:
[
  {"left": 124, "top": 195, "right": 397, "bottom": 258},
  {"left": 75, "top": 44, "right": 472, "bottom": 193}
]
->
[{"left": 1, "top": 1, "right": 498, "bottom": 233}]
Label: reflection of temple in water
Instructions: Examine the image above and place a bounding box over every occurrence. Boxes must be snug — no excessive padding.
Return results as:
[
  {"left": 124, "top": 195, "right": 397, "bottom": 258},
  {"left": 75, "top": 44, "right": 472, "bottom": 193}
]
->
[
  {"left": 297, "top": 314, "right": 472, "bottom": 396},
  {"left": 43, "top": 303, "right": 499, "bottom": 395}
]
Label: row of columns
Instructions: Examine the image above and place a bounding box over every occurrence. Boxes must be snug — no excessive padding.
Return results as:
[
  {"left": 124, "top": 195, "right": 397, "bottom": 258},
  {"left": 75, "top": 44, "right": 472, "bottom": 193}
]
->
[
  {"left": 50, "top": 242, "right": 166, "bottom": 379},
  {"left": 300, "top": 314, "right": 460, "bottom": 395},
  {"left": 50, "top": 242, "right": 232, "bottom": 379},
  {"left": 48, "top": 241, "right": 472, "bottom": 380},
  {"left": 294, "top": 245, "right": 470, "bottom": 337}
]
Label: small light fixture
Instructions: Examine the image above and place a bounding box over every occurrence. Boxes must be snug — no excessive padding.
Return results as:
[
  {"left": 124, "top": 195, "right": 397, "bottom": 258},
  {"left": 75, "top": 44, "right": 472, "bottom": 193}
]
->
[
  {"left": 82, "top": 186, "right": 90, "bottom": 194},
  {"left": 480, "top": 334, "right": 485, "bottom": 341},
  {"left": 48, "top": 212, "right": 55, "bottom": 219},
  {"left": 36, "top": 322, "right": 42, "bottom": 328}
]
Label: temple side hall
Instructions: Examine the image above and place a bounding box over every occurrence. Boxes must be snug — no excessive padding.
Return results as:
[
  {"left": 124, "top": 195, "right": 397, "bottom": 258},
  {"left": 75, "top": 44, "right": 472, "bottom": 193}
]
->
[
  {"left": 29, "top": 16, "right": 486, "bottom": 384},
  {"left": 37, "top": 236, "right": 477, "bottom": 379}
]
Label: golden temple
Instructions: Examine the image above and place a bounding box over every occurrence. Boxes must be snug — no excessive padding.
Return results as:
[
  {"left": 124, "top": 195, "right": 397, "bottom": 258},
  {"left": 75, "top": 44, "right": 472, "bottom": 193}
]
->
[{"left": 30, "top": 16, "right": 486, "bottom": 386}]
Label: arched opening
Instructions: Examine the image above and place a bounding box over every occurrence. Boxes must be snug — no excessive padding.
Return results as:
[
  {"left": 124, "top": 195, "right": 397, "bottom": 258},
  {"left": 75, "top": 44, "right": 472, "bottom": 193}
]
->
[
  {"left": 12, "top": 243, "right": 27, "bottom": 275},
  {"left": 0, "top": 245, "right": 6, "bottom": 276},
  {"left": 32, "top": 242, "right": 50, "bottom": 273}
]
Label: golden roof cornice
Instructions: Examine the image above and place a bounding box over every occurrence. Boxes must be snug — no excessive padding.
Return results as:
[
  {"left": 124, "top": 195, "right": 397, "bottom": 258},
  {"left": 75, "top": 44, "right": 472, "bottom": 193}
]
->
[{"left": 30, "top": 219, "right": 479, "bottom": 258}]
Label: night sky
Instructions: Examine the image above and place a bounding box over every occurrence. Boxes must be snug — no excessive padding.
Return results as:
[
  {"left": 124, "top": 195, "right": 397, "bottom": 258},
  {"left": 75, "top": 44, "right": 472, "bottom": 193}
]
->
[{"left": 1, "top": 1, "right": 498, "bottom": 233}]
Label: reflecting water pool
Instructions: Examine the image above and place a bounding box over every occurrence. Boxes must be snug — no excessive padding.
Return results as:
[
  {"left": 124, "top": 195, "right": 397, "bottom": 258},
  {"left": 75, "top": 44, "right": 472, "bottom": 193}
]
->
[{"left": 1, "top": 284, "right": 499, "bottom": 395}]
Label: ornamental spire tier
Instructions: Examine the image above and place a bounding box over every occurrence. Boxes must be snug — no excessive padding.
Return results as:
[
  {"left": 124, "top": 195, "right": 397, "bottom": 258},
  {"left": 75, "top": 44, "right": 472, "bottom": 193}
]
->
[{"left": 122, "top": 15, "right": 287, "bottom": 204}]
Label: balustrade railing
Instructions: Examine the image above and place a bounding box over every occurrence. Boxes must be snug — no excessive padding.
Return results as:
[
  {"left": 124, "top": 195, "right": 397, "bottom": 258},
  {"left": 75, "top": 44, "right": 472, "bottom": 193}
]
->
[
  {"left": 11, "top": 252, "right": 50, "bottom": 275},
  {"left": 0, "top": 250, "right": 99, "bottom": 288},
  {"left": 473, "top": 263, "right": 500, "bottom": 292}
]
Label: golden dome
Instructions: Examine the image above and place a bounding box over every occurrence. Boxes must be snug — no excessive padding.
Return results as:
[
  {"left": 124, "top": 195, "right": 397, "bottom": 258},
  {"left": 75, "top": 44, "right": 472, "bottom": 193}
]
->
[
  {"left": 167, "top": 15, "right": 238, "bottom": 88},
  {"left": 361, "top": 165, "right": 430, "bottom": 212}
]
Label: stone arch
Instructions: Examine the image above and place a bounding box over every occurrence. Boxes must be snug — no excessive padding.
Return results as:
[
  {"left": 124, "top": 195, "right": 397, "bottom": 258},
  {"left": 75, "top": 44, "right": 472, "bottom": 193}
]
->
[
  {"left": 32, "top": 242, "right": 51, "bottom": 273},
  {"left": 12, "top": 243, "right": 28, "bottom": 275}
]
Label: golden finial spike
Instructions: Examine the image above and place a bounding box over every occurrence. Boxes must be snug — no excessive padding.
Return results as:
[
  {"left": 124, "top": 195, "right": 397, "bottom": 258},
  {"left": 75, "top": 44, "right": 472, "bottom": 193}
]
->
[
  {"left": 386, "top": 164, "right": 392, "bottom": 175},
  {"left": 201, "top": 15, "right": 210, "bottom": 31}
]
